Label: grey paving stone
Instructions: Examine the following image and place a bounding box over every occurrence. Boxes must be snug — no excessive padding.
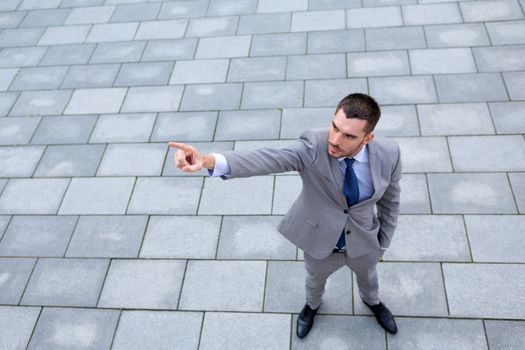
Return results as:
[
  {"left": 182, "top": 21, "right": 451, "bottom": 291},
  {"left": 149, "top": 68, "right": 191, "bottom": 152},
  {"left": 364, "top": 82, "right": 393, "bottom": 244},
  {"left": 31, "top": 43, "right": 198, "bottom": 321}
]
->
[
  {"left": 0, "top": 117, "right": 41, "bottom": 145},
  {"left": 410, "top": 48, "right": 477, "bottom": 74},
  {"left": 10, "top": 90, "right": 72, "bottom": 116},
  {"left": 386, "top": 215, "right": 470, "bottom": 261},
  {"left": 366, "top": 26, "right": 426, "bottom": 50},
  {"left": 158, "top": 0, "right": 207, "bottom": 19},
  {"left": 199, "top": 176, "right": 273, "bottom": 215},
  {"left": 61, "top": 0, "right": 104, "bottom": 6},
  {"left": 59, "top": 177, "right": 134, "bottom": 215},
  {"left": 265, "top": 261, "right": 353, "bottom": 314},
  {"left": 0, "top": 11, "right": 26, "bottom": 29},
  {"left": 61, "top": 64, "right": 120, "bottom": 89},
  {"left": 0, "top": 215, "right": 77, "bottom": 257},
  {"left": 127, "top": 177, "right": 202, "bottom": 214},
  {"left": 308, "top": 29, "right": 364, "bottom": 54},
  {"left": 354, "top": 262, "right": 448, "bottom": 317},
  {"left": 238, "top": 12, "right": 290, "bottom": 34},
  {"left": 217, "top": 216, "right": 296, "bottom": 260},
  {"left": 370, "top": 76, "right": 437, "bottom": 105},
  {"left": 28, "top": 307, "right": 119, "bottom": 350},
  {"left": 489, "top": 102, "right": 525, "bottom": 134},
  {"left": 90, "top": 113, "right": 155, "bottom": 143},
  {"left": 170, "top": 59, "right": 228, "bottom": 84},
  {"left": 304, "top": 78, "right": 368, "bottom": 107},
  {"left": 287, "top": 54, "right": 345, "bottom": 80},
  {"left": 0, "top": 27, "right": 44, "bottom": 48},
  {"left": 292, "top": 9, "right": 346, "bottom": 32},
  {"left": 485, "top": 320, "right": 525, "bottom": 350},
  {"left": 0, "top": 306, "right": 40, "bottom": 350},
  {"left": 399, "top": 174, "right": 431, "bottom": 214},
  {"left": 151, "top": 111, "right": 216, "bottom": 142},
  {"left": 374, "top": 105, "right": 420, "bottom": 137},
  {"left": 121, "top": 86, "right": 184, "bottom": 113},
  {"left": 418, "top": 103, "right": 494, "bottom": 136},
  {"left": 111, "top": 3, "right": 160, "bottom": 22},
  {"left": 135, "top": 19, "right": 187, "bottom": 40},
  {"left": 443, "top": 263, "right": 525, "bottom": 318},
  {"left": 65, "top": 88, "right": 126, "bottom": 115},
  {"left": 186, "top": 16, "right": 238, "bottom": 37},
  {"left": 215, "top": 109, "right": 281, "bottom": 140},
  {"left": 435, "top": 73, "right": 509, "bottom": 103},
  {"left": 140, "top": 216, "right": 220, "bottom": 259},
  {"left": 0, "top": 0, "right": 22, "bottom": 11},
  {"left": 428, "top": 173, "right": 517, "bottom": 214},
  {"left": 388, "top": 318, "right": 487, "bottom": 350},
  {"left": 19, "top": 0, "right": 61, "bottom": 10},
  {"left": 86, "top": 22, "right": 138, "bottom": 42},
  {"left": 460, "top": 0, "right": 524, "bottom": 22},
  {"left": 97, "top": 143, "right": 166, "bottom": 176},
  {"left": 202, "top": 312, "right": 289, "bottom": 350},
  {"left": 31, "top": 115, "right": 96, "bottom": 145},
  {"left": 98, "top": 259, "right": 185, "bottom": 309},
  {"left": 180, "top": 260, "right": 266, "bottom": 311},
  {"left": 208, "top": 0, "right": 257, "bottom": 16},
  {"left": 0, "top": 92, "right": 18, "bottom": 116},
  {"left": 180, "top": 83, "right": 242, "bottom": 111},
  {"left": 35, "top": 144, "right": 105, "bottom": 177},
  {"left": 486, "top": 20, "right": 525, "bottom": 45},
  {"left": 10, "top": 66, "right": 68, "bottom": 91},
  {"left": 347, "top": 6, "right": 402, "bottom": 28},
  {"left": 257, "top": 0, "right": 307, "bottom": 12},
  {"left": 0, "top": 258, "right": 36, "bottom": 304},
  {"left": 365, "top": 0, "right": 415, "bottom": 5},
  {"left": 250, "top": 32, "right": 306, "bottom": 56},
  {"left": 449, "top": 135, "right": 525, "bottom": 171},
  {"left": 503, "top": 71, "right": 525, "bottom": 100},
  {"left": 0, "top": 68, "right": 18, "bottom": 91},
  {"left": 38, "top": 24, "right": 90, "bottom": 45},
  {"left": 0, "top": 178, "right": 69, "bottom": 215},
  {"left": 142, "top": 39, "right": 197, "bottom": 61},
  {"left": 425, "top": 23, "right": 490, "bottom": 48},
  {"left": 112, "top": 311, "right": 203, "bottom": 350},
  {"left": 228, "top": 56, "right": 285, "bottom": 82},
  {"left": 0, "top": 47, "right": 46, "bottom": 68},
  {"left": 115, "top": 61, "right": 173, "bottom": 86},
  {"left": 403, "top": 3, "right": 462, "bottom": 25},
  {"left": 90, "top": 41, "right": 145, "bottom": 64},
  {"left": 20, "top": 8, "right": 70, "bottom": 27},
  {"left": 242, "top": 81, "right": 303, "bottom": 109},
  {"left": 196, "top": 35, "right": 251, "bottom": 59},
  {"left": 22, "top": 258, "right": 108, "bottom": 307},
  {"left": 39, "top": 44, "right": 95, "bottom": 66},
  {"left": 509, "top": 173, "right": 525, "bottom": 213},
  {"left": 310, "top": 0, "right": 361, "bottom": 9},
  {"left": 273, "top": 175, "right": 301, "bottom": 214},
  {"left": 474, "top": 46, "right": 525, "bottom": 72},
  {"left": 234, "top": 139, "right": 301, "bottom": 152},
  {"left": 348, "top": 51, "right": 410, "bottom": 77},
  {"left": 65, "top": 5, "right": 115, "bottom": 24}
]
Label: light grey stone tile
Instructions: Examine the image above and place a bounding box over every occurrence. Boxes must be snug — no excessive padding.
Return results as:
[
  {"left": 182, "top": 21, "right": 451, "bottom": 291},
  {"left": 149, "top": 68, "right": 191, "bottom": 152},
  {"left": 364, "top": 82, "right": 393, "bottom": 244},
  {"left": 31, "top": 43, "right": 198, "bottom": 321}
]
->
[
  {"left": 403, "top": 3, "right": 462, "bottom": 25},
  {"left": 0, "top": 306, "right": 40, "bottom": 350},
  {"left": 444, "top": 263, "right": 525, "bottom": 318},
  {"left": 388, "top": 318, "right": 487, "bottom": 350},
  {"left": 208, "top": 0, "right": 257, "bottom": 16},
  {"left": 0, "top": 11, "right": 26, "bottom": 29},
  {"left": 486, "top": 20, "right": 525, "bottom": 45},
  {"left": 61, "top": 0, "right": 104, "bottom": 6},
  {"left": 86, "top": 22, "right": 139, "bottom": 43},
  {"left": 489, "top": 102, "right": 525, "bottom": 134},
  {"left": 111, "top": 3, "right": 160, "bottom": 22},
  {"left": 140, "top": 216, "right": 220, "bottom": 259},
  {"left": 61, "top": 64, "right": 120, "bottom": 89},
  {"left": 310, "top": 0, "right": 362, "bottom": 9},
  {"left": 354, "top": 262, "right": 448, "bottom": 317},
  {"left": 32, "top": 115, "right": 96, "bottom": 145},
  {"left": 273, "top": 175, "right": 301, "bottom": 214},
  {"left": 99, "top": 259, "right": 185, "bottom": 309},
  {"left": 38, "top": 25, "right": 90, "bottom": 45},
  {"left": 0, "top": 258, "right": 36, "bottom": 304},
  {"left": 234, "top": 139, "right": 301, "bottom": 152},
  {"left": 28, "top": 308, "right": 119, "bottom": 350},
  {"left": 238, "top": 13, "right": 290, "bottom": 34},
  {"left": 142, "top": 39, "right": 197, "bottom": 61},
  {"left": 121, "top": 86, "right": 184, "bottom": 113},
  {"left": 348, "top": 51, "right": 409, "bottom": 77},
  {"left": 10, "top": 90, "right": 72, "bottom": 116},
  {"left": 0, "top": 92, "right": 18, "bottom": 116},
  {"left": 0, "top": 215, "right": 76, "bottom": 257},
  {"left": 399, "top": 174, "right": 431, "bottom": 214},
  {"left": 250, "top": 32, "right": 306, "bottom": 56},
  {"left": 127, "top": 177, "right": 202, "bottom": 214},
  {"left": 151, "top": 111, "right": 217, "bottom": 142},
  {"left": 291, "top": 9, "right": 346, "bottom": 32},
  {"left": 0, "top": 117, "right": 41, "bottom": 146},
  {"left": 22, "top": 258, "right": 108, "bottom": 307},
  {"left": 228, "top": 56, "right": 285, "bottom": 82},
  {"left": 65, "top": 5, "right": 115, "bottom": 24},
  {"left": 503, "top": 71, "right": 525, "bottom": 100},
  {"left": 19, "top": 0, "right": 61, "bottom": 10},
  {"left": 308, "top": 29, "right": 364, "bottom": 54},
  {"left": 215, "top": 109, "right": 280, "bottom": 140},
  {"left": 59, "top": 177, "right": 134, "bottom": 215},
  {"left": 90, "top": 41, "right": 146, "bottom": 64},
  {"left": 135, "top": 19, "right": 187, "bottom": 40},
  {"left": 347, "top": 6, "right": 402, "bottom": 28},
  {"left": 0, "top": 0, "right": 22, "bottom": 11},
  {"left": 435, "top": 73, "right": 508, "bottom": 103},
  {"left": 374, "top": 105, "right": 420, "bottom": 137},
  {"left": 485, "top": 320, "right": 525, "bottom": 350},
  {"left": 196, "top": 35, "right": 251, "bottom": 59},
  {"left": 449, "top": 135, "right": 525, "bottom": 171},
  {"left": 286, "top": 54, "right": 345, "bottom": 80},
  {"left": 509, "top": 173, "right": 525, "bottom": 213},
  {"left": 366, "top": 26, "right": 426, "bottom": 50},
  {"left": 180, "top": 83, "right": 242, "bottom": 111},
  {"left": 0, "top": 68, "right": 18, "bottom": 92},
  {"left": 20, "top": 8, "right": 69, "bottom": 27},
  {"left": 65, "top": 88, "right": 126, "bottom": 115},
  {"left": 386, "top": 215, "right": 470, "bottom": 261},
  {"left": 418, "top": 103, "right": 494, "bottom": 136},
  {"left": 202, "top": 313, "right": 289, "bottom": 350},
  {"left": 180, "top": 260, "right": 266, "bottom": 311},
  {"left": 112, "top": 311, "right": 203, "bottom": 350},
  {"left": 474, "top": 45, "right": 525, "bottom": 72},
  {"left": 97, "top": 143, "right": 166, "bottom": 176},
  {"left": 242, "top": 81, "right": 303, "bottom": 109},
  {"left": 10, "top": 66, "right": 68, "bottom": 91},
  {"left": 158, "top": 0, "right": 207, "bottom": 19},
  {"left": 199, "top": 176, "right": 273, "bottom": 215},
  {"left": 90, "top": 113, "right": 155, "bottom": 143},
  {"left": 365, "top": 0, "right": 416, "bottom": 5},
  {"left": 410, "top": 48, "right": 476, "bottom": 74},
  {"left": 0, "top": 27, "right": 44, "bottom": 48},
  {"left": 35, "top": 144, "right": 105, "bottom": 177},
  {"left": 304, "top": 78, "right": 368, "bottom": 107},
  {"left": 428, "top": 173, "right": 517, "bottom": 214},
  {"left": 425, "top": 23, "right": 490, "bottom": 48},
  {"left": 115, "top": 61, "right": 173, "bottom": 86},
  {"left": 39, "top": 44, "right": 95, "bottom": 66},
  {"left": 218, "top": 216, "right": 296, "bottom": 260},
  {"left": 186, "top": 16, "right": 238, "bottom": 37},
  {"left": 370, "top": 76, "right": 437, "bottom": 105},
  {"left": 265, "top": 261, "right": 353, "bottom": 314},
  {"left": 460, "top": 0, "right": 524, "bottom": 22},
  {"left": 170, "top": 59, "right": 228, "bottom": 84},
  {"left": 0, "top": 178, "right": 69, "bottom": 215},
  {"left": 257, "top": 0, "right": 308, "bottom": 13},
  {"left": 0, "top": 47, "right": 46, "bottom": 68},
  {"left": 106, "top": 0, "right": 148, "bottom": 3}
]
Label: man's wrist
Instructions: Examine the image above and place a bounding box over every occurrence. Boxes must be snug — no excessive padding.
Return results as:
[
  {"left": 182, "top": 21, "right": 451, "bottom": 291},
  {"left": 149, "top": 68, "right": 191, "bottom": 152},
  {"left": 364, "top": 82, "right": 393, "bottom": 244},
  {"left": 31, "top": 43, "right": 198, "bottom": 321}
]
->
[{"left": 202, "top": 154, "right": 216, "bottom": 170}]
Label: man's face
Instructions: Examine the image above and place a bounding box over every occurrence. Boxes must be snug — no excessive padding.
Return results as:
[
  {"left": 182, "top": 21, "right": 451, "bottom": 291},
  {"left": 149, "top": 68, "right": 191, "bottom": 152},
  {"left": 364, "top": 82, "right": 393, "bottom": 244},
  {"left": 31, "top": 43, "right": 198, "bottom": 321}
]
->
[{"left": 327, "top": 108, "right": 375, "bottom": 158}]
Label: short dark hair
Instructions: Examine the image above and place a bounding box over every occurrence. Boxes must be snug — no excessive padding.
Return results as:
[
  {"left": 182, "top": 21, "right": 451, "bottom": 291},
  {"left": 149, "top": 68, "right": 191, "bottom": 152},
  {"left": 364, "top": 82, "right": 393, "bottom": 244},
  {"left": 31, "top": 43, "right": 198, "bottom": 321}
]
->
[{"left": 335, "top": 93, "right": 381, "bottom": 133}]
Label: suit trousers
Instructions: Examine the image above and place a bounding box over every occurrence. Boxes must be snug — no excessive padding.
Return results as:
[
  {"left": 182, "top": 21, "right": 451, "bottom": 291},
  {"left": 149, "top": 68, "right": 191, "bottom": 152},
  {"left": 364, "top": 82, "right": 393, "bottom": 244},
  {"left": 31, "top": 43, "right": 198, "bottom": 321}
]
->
[{"left": 304, "top": 249, "right": 383, "bottom": 309}]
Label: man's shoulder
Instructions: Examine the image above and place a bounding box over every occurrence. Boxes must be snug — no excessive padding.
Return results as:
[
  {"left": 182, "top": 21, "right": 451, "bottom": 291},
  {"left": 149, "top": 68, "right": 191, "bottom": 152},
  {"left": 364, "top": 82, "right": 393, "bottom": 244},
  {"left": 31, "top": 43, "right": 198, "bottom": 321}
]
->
[{"left": 369, "top": 136, "right": 400, "bottom": 159}]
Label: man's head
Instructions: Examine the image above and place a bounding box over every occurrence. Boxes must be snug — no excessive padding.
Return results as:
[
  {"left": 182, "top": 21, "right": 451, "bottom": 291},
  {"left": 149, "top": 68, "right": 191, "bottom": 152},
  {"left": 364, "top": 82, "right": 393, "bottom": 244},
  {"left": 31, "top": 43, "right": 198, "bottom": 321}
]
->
[{"left": 327, "top": 93, "right": 381, "bottom": 158}]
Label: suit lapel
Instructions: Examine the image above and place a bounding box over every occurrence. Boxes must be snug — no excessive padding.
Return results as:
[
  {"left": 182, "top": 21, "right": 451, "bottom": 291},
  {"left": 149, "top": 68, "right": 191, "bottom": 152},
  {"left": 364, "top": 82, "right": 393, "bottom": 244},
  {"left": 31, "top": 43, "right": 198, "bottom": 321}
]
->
[{"left": 353, "top": 141, "right": 381, "bottom": 207}]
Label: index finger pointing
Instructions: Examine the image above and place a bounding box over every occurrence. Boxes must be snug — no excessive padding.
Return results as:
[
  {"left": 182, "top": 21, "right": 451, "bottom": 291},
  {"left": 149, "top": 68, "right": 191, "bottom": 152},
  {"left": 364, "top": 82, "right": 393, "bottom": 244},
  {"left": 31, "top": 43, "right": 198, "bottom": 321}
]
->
[{"left": 168, "top": 142, "right": 191, "bottom": 151}]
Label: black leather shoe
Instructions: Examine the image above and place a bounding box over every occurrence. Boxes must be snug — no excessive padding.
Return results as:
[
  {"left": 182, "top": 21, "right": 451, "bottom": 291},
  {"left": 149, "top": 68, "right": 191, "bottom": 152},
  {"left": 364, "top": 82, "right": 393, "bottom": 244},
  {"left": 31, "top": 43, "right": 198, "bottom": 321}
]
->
[
  {"left": 296, "top": 304, "right": 318, "bottom": 339},
  {"left": 364, "top": 302, "right": 398, "bottom": 334}
]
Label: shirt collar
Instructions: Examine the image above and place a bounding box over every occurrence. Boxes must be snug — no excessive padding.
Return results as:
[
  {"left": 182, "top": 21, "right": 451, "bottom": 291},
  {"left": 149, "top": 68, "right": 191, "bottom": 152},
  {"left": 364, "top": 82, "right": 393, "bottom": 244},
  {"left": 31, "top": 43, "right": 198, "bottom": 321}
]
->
[{"left": 337, "top": 144, "right": 369, "bottom": 163}]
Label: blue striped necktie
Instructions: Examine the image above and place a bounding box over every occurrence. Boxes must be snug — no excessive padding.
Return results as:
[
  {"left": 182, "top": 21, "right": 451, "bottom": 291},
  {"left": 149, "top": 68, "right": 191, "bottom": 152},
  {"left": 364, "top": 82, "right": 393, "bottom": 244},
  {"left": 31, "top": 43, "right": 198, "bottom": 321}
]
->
[{"left": 335, "top": 158, "right": 360, "bottom": 250}]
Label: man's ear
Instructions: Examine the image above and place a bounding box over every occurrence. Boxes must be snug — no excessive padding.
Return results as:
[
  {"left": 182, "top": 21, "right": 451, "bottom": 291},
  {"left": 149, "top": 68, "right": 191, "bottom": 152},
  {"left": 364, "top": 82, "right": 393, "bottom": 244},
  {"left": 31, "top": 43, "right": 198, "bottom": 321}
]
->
[{"left": 364, "top": 132, "right": 375, "bottom": 144}]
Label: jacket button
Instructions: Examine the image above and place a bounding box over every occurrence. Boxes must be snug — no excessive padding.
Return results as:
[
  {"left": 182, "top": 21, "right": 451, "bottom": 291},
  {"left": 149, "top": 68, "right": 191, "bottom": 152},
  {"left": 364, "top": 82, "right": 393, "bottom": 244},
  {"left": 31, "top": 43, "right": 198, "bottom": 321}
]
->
[
  {"left": 344, "top": 209, "right": 349, "bottom": 214},
  {"left": 346, "top": 230, "right": 351, "bottom": 235}
]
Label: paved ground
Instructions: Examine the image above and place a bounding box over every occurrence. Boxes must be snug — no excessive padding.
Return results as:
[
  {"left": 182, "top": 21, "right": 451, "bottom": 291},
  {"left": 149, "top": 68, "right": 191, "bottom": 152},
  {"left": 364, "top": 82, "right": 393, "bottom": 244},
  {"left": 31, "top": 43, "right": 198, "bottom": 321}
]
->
[{"left": 0, "top": 0, "right": 524, "bottom": 349}]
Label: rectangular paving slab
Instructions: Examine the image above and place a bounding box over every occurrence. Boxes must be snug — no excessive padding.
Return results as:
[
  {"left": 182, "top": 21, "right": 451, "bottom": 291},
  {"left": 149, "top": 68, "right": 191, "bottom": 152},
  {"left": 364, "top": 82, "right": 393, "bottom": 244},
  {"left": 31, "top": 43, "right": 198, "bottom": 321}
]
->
[
  {"left": 0, "top": 145, "right": 44, "bottom": 177},
  {"left": 151, "top": 111, "right": 217, "bottom": 142},
  {"left": 0, "top": 306, "right": 41, "bottom": 350},
  {"left": 35, "top": 144, "right": 106, "bottom": 177},
  {"left": 31, "top": 115, "right": 97, "bottom": 145},
  {"left": 89, "top": 113, "right": 156, "bottom": 143},
  {"left": 0, "top": 178, "right": 70, "bottom": 214},
  {"left": 0, "top": 258, "right": 36, "bottom": 304},
  {"left": 97, "top": 143, "right": 167, "bottom": 176}
]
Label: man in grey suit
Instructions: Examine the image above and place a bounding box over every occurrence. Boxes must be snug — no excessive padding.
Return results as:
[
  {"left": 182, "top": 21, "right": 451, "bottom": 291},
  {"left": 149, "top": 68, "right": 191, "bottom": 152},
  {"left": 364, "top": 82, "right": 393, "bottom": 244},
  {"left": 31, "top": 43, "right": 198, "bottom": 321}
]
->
[{"left": 169, "top": 93, "right": 401, "bottom": 337}]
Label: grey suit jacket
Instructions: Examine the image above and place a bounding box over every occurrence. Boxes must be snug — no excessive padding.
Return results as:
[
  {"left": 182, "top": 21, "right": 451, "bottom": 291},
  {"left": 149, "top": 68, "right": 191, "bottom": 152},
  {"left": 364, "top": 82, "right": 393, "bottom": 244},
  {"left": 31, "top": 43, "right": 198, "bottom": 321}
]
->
[{"left": 222, "top": 129, "right": 401, "bottom": 259}]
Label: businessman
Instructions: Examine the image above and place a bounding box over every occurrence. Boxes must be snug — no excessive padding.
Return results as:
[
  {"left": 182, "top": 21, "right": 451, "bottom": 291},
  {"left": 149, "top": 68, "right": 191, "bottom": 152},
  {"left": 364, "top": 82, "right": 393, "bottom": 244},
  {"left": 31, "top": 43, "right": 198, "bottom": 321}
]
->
[{"left": 169, "top": 93, "right": 401, "bottom": 337}]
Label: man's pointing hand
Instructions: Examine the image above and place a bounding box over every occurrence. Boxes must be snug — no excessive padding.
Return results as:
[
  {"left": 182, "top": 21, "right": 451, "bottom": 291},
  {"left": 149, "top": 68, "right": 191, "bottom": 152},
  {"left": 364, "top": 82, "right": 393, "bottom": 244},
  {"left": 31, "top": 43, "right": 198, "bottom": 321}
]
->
[{"left": 168, "top": 142, "right": 215, "bottom": 172}]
